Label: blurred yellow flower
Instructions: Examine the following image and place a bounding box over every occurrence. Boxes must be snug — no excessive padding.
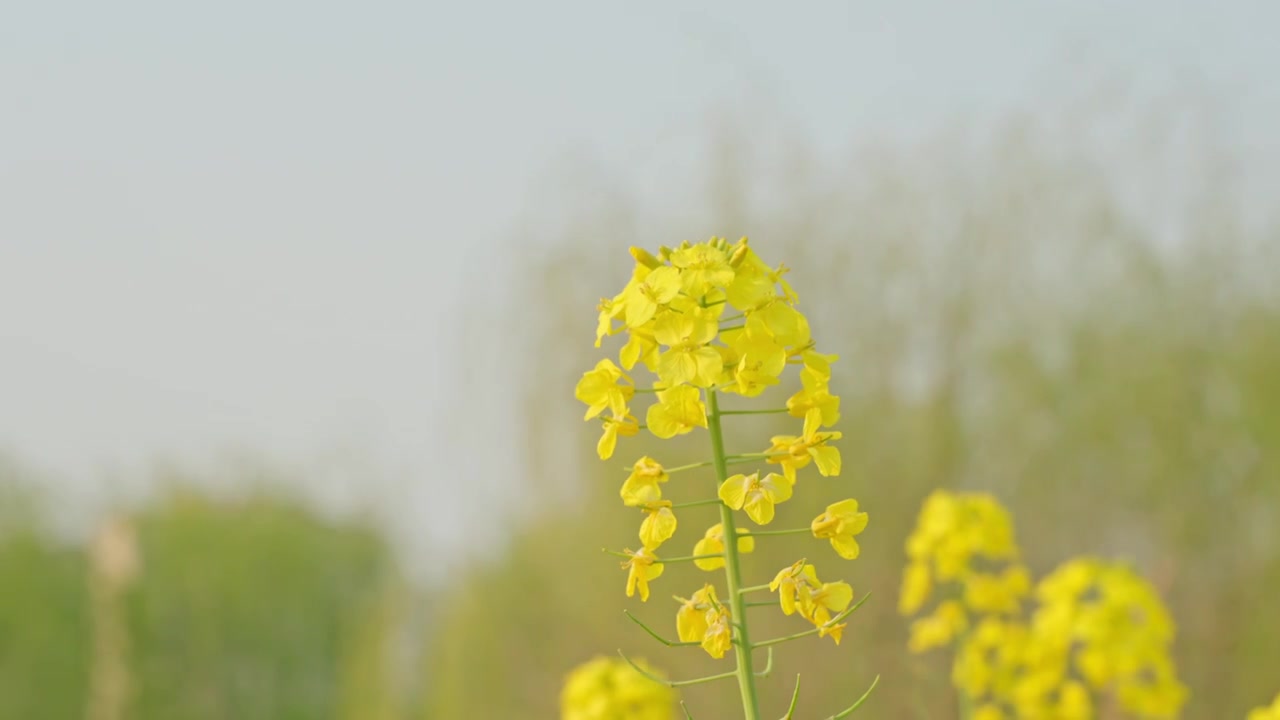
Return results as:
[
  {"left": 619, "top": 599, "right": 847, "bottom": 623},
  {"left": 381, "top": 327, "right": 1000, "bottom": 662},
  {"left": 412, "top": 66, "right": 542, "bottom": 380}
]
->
[{"left": 561, "top": 656, "right": 677, "bottom": 720}]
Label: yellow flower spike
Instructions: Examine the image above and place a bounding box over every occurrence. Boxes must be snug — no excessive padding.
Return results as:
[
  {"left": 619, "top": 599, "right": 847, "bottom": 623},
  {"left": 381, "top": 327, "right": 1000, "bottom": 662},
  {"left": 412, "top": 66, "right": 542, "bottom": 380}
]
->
[
  {"left": 638, "top": 501, "right": 677, "bottom": 550},
  {"left": 766, "top": 408, "right": 842, "bottom": 481},
  {"left": 653, "top": 309, "right": 722, "bottom": 387},
  {"left": 621, "top": 265, "right": 681, "bottom": 327},
  {"left": 718, "top": 471, "right": 794, "bottom": 525},
  {"left": 645, "top": 385, "right": 707, "bottom": 438},
  {"left": 811, "top": 498, "right": 869, "bottom": 560},
  {"left": 701, "top": 603, "right": 733, "bottom": 659},
  {"left": 597, "top": 413, "right": 639, "bottom": 460},
  {"left": 620, "top": 456, "right": 670, "bottom": 507},
  {"left": 692, "top": 523, "right": 754, "bottom": 571},
  {"left": 575, "top": 359, "right": 635, "bottom": 420},
  {"left": 675, "top": 584, "right": 718, "bottom": 642},
  {"left": 621, "top": 547, "right": 664, "bottom": 602},
  {"left": 669, "top": 242, "right": 735, "bottom": 297}
]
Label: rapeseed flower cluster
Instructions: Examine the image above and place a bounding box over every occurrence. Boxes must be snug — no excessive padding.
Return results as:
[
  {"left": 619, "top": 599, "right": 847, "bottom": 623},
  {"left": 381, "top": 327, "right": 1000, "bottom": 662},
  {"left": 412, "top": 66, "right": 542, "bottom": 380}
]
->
[
  {"left": 561, "top": 656, "right": 677, "bottom": 720},
  {"left": 899, "top": 490, "right": 1188, "bottom": 719},
  {"left": 575, "top": 238, "right": 877, "bottom": 719}
]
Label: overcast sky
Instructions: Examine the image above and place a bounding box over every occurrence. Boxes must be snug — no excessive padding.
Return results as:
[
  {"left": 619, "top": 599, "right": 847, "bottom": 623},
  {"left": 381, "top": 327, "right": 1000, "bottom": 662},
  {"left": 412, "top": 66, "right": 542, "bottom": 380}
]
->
[{"left": 2, "top": 1, "right": 1278, "bottom": 572}]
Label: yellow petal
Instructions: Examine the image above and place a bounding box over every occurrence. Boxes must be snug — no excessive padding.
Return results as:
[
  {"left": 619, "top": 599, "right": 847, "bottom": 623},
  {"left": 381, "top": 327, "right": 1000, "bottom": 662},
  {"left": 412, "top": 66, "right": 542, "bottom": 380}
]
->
[
  {"left": 717, "top": 474, "right": 750, "bottom": 509},
  {"left": 597, "top": 423, "right": 618, "bottom": 460},
  {"left": 639, "top": 507, "right": 677, "bottom": 549},
  {"left": 693, "top": 535, "right": 724, "bottom": 571},
  {"left": 761, "top": 472, "right": 793, "bottom": 503},
  {"left": 743, "top": 494, "right": 775, "bottom": 525},
  {"left": 810, "top": 446, "right": 841, "bottom": 476},
  {"left": 830, "top": 534, "right": 861, "bottom": 560}
]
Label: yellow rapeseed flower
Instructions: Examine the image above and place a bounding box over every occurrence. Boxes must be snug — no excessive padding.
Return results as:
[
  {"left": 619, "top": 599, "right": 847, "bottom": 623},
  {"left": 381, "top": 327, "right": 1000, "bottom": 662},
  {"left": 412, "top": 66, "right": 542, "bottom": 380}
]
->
[
  {"left": 810, "top": 498, "right": 869, "bottom": 560},
  {"left": 597, "top": 412, "right": 639, "bottom": 460},
  {"left": 691, "top": 523, "right": 754, "bottom": 571},
  {"left": 701, "top": 603, "right": 733, "bottom": 659},
  {"left": 645, "top": 385, "right": 707, "bottom": 439},
  {"left": 766, "top": 407, "right": 841, "bottom": 482},
  {"left": 804, "top": 578, "right": 854, "bottom": 630},
  {"left": 769, "top": 560, "right": 816, "bottom": 617},
  {"left": 638, "top": 501, "right": 677, "bottom": 550},
  {"left": 786, "top": 369, "right": 840, "bottom": 427},
  {"left": 575, "top": 359, "right": 634, "bottom": 420},
  {"left": 718, "top": 471, "right": 794, "bottom": 525},
  {"left": 675, "top": 584, "right": 718, "bottom": 643},
  {"left": 620, "top": 456, "right": 670, "bottom": 506},
  {"left": 621, "top": 265, "right": 681, "bottom": 327},
  {"left": 621, "top": 547, "right": 664, "bottom": 602},
  {"left": 653, "top": 309, "right": 722, "bottom": 387},
  {"left": 669, "top": 242, "right": 735, "bottom": 296}
]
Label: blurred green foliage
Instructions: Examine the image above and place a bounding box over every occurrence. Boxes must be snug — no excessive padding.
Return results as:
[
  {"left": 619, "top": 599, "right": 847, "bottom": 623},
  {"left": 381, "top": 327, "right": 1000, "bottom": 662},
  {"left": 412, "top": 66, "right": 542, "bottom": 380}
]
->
[{"left": 0, "top": 476, "right": 408, "bottom": 720}]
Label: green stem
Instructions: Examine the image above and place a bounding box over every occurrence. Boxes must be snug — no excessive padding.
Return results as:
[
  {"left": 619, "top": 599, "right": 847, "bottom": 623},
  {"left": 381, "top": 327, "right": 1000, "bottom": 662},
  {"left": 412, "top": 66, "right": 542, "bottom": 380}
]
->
[
  {"left": 720, "top": 323, "right": 746, "bottom": 332},
  {"left": 707, "top": 390, "right": 761, "bottom": 720},
  {"left": 748, "top": 527, "right": 812, "bottom": 537},
  {"left": 718, "top": 408, "right": 791, "bottom": 416},
  {"left": 672, "top": 498, "right": 724, "bottom": 509},
  {"left": 656, "top": 553, "right": 723, "bottom": 564},
  {"left": 737, "top": 584, "right": 772, "bottom": 594}
]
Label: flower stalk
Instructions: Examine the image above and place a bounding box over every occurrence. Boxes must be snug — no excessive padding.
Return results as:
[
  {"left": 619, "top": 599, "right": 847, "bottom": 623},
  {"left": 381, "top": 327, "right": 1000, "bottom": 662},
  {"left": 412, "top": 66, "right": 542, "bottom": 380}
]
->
[{"left": 708, "top": 389, "right": 762, "bottom": 720}]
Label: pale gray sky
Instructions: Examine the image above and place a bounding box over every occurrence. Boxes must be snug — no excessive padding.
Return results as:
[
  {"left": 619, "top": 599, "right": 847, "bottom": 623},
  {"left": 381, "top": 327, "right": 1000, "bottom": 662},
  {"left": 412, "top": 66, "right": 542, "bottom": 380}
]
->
[{"left": 2, "top": 1, "right": 1278, "bottom": 572}]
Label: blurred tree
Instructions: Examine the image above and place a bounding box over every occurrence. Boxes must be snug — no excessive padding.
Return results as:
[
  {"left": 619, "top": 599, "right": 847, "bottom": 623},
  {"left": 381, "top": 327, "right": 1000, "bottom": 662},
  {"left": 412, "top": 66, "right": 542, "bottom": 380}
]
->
[{"left": 124, "top": 490, "right": 402, "bottom": 720}]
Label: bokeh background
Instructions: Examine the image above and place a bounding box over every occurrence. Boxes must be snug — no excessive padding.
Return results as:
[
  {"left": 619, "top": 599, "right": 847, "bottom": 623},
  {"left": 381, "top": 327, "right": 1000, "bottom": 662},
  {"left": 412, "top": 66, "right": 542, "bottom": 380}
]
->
[{"left": 3, "top": 2, "right": 1279, "bottom": 718}]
